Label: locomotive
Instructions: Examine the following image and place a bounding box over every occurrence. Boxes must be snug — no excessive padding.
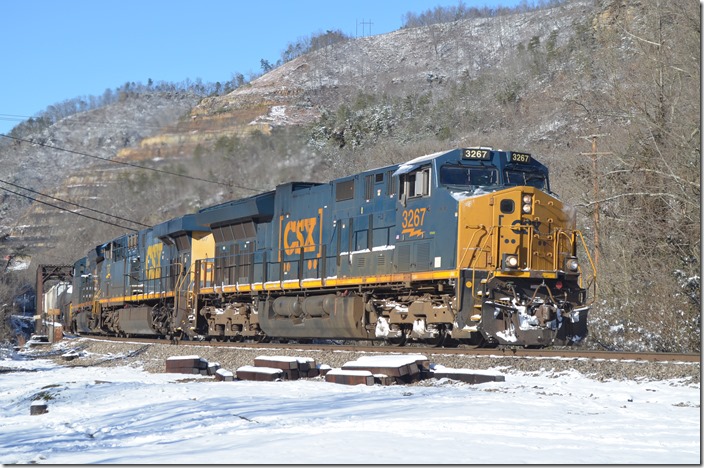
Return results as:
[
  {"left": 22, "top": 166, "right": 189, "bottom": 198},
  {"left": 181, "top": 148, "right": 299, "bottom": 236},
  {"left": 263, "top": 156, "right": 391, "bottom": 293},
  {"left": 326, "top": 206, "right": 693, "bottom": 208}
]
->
[{"left": 68, "top": 148, "right": 595, "bottom": 347}]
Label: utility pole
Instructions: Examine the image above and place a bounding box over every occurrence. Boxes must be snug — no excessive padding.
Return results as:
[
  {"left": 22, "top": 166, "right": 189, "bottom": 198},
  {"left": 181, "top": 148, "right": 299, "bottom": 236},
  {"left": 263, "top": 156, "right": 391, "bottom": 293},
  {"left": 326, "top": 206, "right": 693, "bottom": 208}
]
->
[
  {"left": 362, "top": 19, "right": 373, "bottom": 37},
  {"left": 579, "top": 134, "right": 612, "bottom": 278},
  {"left": 357, "top": 19, "right": 373, "bottom": 37}
]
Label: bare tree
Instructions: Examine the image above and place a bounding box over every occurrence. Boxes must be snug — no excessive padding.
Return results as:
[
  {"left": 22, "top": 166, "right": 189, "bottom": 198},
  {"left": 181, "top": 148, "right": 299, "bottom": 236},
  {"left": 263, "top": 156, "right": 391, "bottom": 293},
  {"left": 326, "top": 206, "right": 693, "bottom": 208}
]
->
[{"left": 572, "top": 0, "right": 700, "bottom": 352}]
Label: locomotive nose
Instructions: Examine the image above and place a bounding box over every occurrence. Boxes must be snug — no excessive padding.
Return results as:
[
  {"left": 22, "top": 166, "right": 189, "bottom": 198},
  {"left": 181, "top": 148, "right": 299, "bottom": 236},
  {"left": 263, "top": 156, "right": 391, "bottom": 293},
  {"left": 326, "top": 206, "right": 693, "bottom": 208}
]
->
[
  {"left": 456, "top": 187, "right": 535, "bottom": 271},
  {"left": 456, "top": 186, "right": 577, "bottom": 273}
]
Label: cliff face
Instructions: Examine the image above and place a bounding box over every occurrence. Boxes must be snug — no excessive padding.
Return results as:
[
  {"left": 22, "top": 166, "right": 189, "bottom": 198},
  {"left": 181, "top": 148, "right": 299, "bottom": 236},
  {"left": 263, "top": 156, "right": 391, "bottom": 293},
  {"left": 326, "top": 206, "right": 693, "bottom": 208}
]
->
[{"left": 192, "top": 1, "right": 587, "bottom": 133}]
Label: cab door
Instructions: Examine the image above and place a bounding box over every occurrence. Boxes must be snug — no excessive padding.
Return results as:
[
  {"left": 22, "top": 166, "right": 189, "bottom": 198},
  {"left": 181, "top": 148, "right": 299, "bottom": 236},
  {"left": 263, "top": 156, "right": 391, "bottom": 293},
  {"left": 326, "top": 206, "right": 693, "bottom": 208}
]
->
[{"left": 395, "top": 164, "right": 433, "bottom": 273}]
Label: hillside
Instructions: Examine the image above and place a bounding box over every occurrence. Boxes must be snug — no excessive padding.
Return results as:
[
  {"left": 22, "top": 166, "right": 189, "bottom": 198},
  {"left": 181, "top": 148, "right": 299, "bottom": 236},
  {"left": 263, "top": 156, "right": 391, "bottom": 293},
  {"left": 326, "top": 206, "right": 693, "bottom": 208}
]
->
[{"left": 0, "top": 0, "right": 699, "bottom": 352}]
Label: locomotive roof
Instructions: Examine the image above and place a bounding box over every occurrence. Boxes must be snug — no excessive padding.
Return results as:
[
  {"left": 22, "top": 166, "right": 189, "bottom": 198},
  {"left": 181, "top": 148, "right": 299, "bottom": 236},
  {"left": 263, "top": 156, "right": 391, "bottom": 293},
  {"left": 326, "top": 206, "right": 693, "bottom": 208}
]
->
[
  {"left": 392, "top": 149, "right": 449, "bottom": 175},
  {"left": 390, "top": 147, "right": 548, "bottom": 175},
  {"left": 197, "top": 189, "right": 276, "bottom": 227},
  {"left": 341, "top": 148, "right": 548, "bottom": 180},
  {"left": 152, "top": 213, "right": 208, "bottom": 238}
]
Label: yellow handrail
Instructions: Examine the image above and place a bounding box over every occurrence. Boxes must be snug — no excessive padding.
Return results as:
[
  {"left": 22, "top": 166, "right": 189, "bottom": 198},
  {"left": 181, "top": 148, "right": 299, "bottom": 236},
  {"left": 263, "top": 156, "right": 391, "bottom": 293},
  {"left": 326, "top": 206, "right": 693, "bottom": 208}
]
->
[
  {"left": 463, "top": 225, "right": 497, "bottom": 306},
  {"left": 575, "top": 230, "right": 598, "bottom": 300},
  {"left": 461, "top": 225, "right": 496, "bottom": 270}
]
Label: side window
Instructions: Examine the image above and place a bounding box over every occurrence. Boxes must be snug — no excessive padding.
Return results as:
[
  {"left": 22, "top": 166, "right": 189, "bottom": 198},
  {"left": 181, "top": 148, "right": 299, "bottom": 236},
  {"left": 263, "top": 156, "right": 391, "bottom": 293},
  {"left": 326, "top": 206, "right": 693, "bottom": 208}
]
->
[{"left": 401, "top": 166, "right": 431, "bottom": 200}]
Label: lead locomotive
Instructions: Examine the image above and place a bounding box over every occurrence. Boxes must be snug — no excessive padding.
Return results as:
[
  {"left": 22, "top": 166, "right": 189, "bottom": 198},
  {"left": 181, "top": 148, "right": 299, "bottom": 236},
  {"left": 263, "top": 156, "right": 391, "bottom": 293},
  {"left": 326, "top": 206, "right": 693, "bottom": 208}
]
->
[{"left": 69, "top": 148, "right": 595, "bottom": 347}]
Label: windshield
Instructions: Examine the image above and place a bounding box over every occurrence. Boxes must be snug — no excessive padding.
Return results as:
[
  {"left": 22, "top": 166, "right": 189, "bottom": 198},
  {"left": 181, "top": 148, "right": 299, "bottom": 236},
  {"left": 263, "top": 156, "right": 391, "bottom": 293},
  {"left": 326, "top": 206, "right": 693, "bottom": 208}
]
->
[
  {"left": 440, "top": 165, "right": 498, "bottom": 187},
  {"left": 504, "top": 170, "right": 548, "bottom": 189}
]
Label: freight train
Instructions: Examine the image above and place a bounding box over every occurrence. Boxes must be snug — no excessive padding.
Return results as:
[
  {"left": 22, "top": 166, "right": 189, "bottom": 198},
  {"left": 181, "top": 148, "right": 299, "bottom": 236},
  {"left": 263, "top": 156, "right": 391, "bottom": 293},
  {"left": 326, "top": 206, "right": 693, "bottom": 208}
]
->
[{"left": 66, "top": 148, "right": 595, "bottom": 347}]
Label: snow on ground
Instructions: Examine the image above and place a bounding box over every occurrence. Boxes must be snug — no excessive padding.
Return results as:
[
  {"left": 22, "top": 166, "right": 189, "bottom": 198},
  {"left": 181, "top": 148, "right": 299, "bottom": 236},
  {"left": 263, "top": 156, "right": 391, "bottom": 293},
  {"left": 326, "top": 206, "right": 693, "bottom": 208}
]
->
[{"left": 0, "top": 355, "right": 699, "bottom": 465}]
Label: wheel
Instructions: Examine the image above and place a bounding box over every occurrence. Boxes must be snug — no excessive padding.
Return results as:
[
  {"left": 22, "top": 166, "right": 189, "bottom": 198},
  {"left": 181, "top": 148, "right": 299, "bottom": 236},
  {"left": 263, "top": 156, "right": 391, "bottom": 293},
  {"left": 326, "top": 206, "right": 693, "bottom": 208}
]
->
[
  {"left": 426, "top": 329, "right": 448, "bottom": 347},
  {"left": 256, "top": 334, "right": 270, "bottom": 343},
  {"left": 442, "top": 336, "right": 460, "bottom": 348},
  {"left": 477, "top": 337, "right": 498, "bottom": 348},
  {"left": 386, "top": 333, "right": 407, "bottom": 347}
]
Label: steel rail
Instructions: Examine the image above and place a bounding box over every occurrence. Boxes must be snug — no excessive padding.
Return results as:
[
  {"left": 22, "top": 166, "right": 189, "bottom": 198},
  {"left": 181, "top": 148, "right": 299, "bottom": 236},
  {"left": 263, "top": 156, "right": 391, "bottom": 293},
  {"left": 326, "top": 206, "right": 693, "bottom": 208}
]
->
[{"left": 79, "top": 335, "right": 701, "bottom": 363}]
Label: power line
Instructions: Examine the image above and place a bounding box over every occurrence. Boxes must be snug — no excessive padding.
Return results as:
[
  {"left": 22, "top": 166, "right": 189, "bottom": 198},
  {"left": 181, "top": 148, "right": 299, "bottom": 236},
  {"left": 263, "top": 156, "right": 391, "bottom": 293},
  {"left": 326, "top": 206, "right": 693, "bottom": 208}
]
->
[
  {"left": 0, "top": 177, "right": 149, "bottom": 228},
  {"left": 0, "top": 133, "right": 262, "bottom": 192},
  {"left": 0, "top": 185, "right": 139, "bottom": 232},
  {"left": 0, "top": 114, "right": 27, "bottom": 122},
  {"left": 0, "top": 112, "right": 176, "bottom": 130},
  {"left": 0, "top": 132, "right": 229, "bottom": 187}
]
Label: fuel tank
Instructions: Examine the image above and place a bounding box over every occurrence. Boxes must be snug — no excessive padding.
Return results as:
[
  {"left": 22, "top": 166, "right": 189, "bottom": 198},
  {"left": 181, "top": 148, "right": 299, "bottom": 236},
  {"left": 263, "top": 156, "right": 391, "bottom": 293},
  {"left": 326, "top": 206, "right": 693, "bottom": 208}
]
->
[
  {"left": 259, "top": 294, "right": 368, "bottom": 339},
  {"left": 117, "top": 306, "right": 156, "bottom": 335}
]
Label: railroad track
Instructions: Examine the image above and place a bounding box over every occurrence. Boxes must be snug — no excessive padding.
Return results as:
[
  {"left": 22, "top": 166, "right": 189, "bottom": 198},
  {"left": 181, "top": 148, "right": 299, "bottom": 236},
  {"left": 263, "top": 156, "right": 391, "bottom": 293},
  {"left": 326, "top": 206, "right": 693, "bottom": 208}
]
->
[{"left": 78, "top": 335, "right": 700, "bottom": 363}]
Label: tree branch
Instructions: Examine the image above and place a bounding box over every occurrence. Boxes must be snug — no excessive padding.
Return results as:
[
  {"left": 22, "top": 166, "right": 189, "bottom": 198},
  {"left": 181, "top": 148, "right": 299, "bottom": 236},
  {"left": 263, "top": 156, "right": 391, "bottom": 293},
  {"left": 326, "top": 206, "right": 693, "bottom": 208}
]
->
[
  {"left": 575, "top": 192, "right": 697, "bottom": 208},
  {"left": 619, "top": 24, "right": 662, "bottom": 48},
  {"left": 605, "top": 168, "right": 700, "bottom": 189}
]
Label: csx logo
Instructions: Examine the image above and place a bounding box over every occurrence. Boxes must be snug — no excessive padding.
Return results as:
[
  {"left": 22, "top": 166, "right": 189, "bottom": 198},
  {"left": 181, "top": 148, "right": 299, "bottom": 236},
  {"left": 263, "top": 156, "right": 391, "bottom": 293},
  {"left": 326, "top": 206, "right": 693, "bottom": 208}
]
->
[
  {"left": 145, "top": 243, "right": 163, "bottom": 280},
  {"left": 281, "top": 209, "right": 323, "bottom": 257},
  {"left": 511, "top": 218, "right": 542, "bottom": 235}
]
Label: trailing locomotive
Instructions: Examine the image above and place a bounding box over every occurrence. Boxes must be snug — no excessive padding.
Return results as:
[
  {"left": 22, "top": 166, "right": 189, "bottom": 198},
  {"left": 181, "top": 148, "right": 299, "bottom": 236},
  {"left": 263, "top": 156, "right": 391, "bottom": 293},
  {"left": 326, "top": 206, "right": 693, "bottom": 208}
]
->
[{"left": 68, "top": 148, "right": 595, "bottom": 347}]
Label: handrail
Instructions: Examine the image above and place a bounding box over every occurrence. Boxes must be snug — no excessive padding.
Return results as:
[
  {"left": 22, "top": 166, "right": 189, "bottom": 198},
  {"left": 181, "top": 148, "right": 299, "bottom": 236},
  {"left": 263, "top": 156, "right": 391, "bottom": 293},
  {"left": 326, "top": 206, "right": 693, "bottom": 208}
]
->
[
  {"left": 556, "top": 230, "right": 575, "bottom": 268},
  {"left": 465, "top": 225, "right": 496, "bottom": 306},
  {"left": 461, "top": 225, "right": 493, "bottom": 269},
  {"left": 575, "top": 230, "right": 598, "bottom": 300},
  {"left": 460, "top": 223, "right": 597, "bottom": 304},
  {"left": 174, "top": 262, "right": 189, "bottom": 293},
  {"left": 575, "top": 230, "right": 597, "bottom": 278}
]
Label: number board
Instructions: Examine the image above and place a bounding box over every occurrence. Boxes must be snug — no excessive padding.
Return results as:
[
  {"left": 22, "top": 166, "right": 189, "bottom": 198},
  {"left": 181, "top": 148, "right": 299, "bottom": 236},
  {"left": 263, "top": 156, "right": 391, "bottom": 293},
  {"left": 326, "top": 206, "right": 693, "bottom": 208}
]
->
[
  {"left": 462, "top": 148, "right": 492, "bottom": 161},
  {"left": 509, "top": 152, "right": 532, "bottom": 164}
]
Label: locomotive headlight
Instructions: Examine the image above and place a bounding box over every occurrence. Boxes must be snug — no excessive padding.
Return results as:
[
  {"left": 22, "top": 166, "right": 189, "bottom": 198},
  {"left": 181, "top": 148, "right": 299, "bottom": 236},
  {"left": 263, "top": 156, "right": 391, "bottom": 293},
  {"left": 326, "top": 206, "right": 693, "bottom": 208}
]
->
[
  {"left": 564, "top": 256, "right": 579, "bottom": 272},
  {"left": 522, "top": 194, "right": 533, "bottom": 214},
  {"left": 503, "top": 254, "right": 519, "bottom": 269}
]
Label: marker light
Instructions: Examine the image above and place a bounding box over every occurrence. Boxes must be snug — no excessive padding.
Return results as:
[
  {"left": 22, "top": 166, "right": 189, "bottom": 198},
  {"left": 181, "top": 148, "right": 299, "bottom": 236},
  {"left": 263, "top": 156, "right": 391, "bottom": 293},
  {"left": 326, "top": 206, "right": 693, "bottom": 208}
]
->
[{"left": 522, "top": 194, "right": 532, "bottom": 214}]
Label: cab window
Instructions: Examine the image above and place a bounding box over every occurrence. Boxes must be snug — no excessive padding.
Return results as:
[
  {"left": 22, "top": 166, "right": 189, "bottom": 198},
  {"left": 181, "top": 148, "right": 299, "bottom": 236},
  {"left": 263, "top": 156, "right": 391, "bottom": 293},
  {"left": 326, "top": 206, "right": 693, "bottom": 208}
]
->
[
  {"left": 505, "top": 170, "right": 548, "bottom": 189},
  {"left": 400, "top": 166, "right": 431, "bottom": 199},
  {"left": 440, "top": 165, "right": 498, "bottom": 187}
]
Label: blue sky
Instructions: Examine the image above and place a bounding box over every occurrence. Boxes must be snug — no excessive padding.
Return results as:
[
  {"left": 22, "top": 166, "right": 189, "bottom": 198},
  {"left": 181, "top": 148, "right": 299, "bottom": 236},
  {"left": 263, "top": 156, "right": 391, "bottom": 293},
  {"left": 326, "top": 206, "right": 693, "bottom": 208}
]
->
[{"left": 0, "top": 0, "right": 523, "bottom": 135}]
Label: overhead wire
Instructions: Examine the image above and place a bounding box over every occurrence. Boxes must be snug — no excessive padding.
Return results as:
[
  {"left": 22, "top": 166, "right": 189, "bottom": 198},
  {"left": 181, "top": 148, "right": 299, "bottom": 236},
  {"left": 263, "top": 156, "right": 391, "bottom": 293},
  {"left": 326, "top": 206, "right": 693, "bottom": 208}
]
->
[
  {"left": 0, "top": 114, "right": 271, "bottom": 235},
  {"left": 0, "top": 185, "right": 139, "bottom": 232},
  {"left": 0, "top": 177, "right": 149, "bottom": 228},
  {"left": 0, "top": 133, "right": 263, "bottom": 193},
  {"left": 0, "top": 113, "right": 173, "bottom": 130},
  {"left": 0, "top": 113, "right": 28, "bottom": 122}
]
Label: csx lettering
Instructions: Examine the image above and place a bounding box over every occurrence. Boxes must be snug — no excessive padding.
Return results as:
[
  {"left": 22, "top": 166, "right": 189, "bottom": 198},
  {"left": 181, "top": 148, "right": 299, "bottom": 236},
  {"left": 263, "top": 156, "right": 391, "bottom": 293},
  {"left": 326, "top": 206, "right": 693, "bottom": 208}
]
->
[
  {"left": 284, "top": 217, "right": 317, "bottom": 256},
  {"left": 401, "top": 208, "right": 427, "bottom": 237}
]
